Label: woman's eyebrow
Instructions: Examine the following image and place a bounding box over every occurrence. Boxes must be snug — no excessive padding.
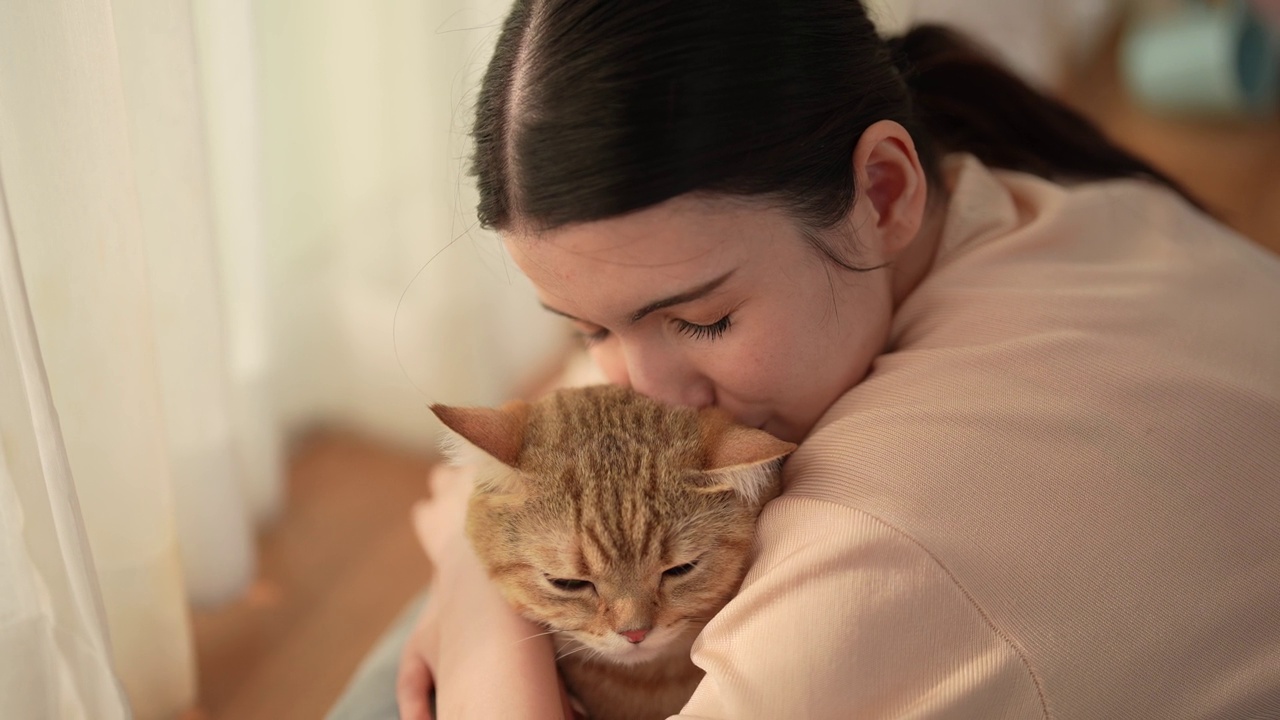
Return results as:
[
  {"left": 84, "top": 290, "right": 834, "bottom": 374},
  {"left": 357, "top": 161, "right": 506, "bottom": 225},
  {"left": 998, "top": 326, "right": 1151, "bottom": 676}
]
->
[
  {"left": 626, "top": 270, "right": 734, "bottom": 324},
  {"left": 537, "top": 270, "right": 736, "bottom": 326},
  {"left": 539, "top": 303, "right": 582, "bottom": 322}
]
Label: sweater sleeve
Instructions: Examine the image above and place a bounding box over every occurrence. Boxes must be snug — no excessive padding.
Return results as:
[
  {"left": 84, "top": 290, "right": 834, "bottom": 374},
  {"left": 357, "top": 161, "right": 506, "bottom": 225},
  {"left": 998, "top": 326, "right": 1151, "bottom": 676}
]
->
[{"left": 671, "top": 496, "right": 1047, "bottom": 720}]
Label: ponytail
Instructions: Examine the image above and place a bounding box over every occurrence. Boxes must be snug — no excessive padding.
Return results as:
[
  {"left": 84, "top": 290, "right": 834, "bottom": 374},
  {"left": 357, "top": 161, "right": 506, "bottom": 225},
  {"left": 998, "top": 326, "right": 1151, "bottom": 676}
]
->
[
  {"left": 888, "top": 25, "right": 1201, "bottom": 205},
  {"left": 474, "top": 3, "right": 1203, "bottom": 235}
]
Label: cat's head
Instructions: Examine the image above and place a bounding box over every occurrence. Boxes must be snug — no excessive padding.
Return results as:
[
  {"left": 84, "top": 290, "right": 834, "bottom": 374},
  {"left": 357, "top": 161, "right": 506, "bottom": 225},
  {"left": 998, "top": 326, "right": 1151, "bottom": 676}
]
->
[{"left": 431, "top": 385, "right": 795, "bottom": 665}]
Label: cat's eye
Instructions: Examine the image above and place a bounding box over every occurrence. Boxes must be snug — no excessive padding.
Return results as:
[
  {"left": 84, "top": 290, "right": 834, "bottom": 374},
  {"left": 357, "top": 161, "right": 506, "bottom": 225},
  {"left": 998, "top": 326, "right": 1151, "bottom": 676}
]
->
[
  {"left": 662, "top": 562, "right": 698, "bottom": 578},
  {"left": 547, "top": 577, "right": 594, "bottom": 592}
]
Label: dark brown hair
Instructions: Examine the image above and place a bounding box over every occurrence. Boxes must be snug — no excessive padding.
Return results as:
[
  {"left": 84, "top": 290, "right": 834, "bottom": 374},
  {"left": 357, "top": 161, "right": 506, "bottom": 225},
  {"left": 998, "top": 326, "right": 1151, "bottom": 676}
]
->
[{"left": 471, "top": 1, "right": 1192, "bottom": 239}]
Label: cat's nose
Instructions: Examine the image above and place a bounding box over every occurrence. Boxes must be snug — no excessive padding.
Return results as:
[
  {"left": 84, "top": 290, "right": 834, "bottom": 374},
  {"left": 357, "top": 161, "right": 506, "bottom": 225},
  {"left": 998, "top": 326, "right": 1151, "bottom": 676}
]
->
[{"left": 619, "top": 628, "right": 650, "bottom": 644}]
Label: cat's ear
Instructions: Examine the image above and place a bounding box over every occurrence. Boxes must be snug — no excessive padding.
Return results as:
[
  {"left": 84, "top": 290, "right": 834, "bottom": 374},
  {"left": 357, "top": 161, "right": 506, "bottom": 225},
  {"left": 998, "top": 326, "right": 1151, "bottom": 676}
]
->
[
  {"left": 696, "top": 409, "right": 797, "bottom": 504},
  {"left": 429, "top": 400, "right": 530, "bottom": 468}
]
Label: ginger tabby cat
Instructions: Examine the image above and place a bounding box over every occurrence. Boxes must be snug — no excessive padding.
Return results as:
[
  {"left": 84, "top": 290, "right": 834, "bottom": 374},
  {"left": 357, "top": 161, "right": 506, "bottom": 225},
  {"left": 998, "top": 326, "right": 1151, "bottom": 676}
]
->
[{"left": 430, "top": 385, "right": 795, "bottom": 720}]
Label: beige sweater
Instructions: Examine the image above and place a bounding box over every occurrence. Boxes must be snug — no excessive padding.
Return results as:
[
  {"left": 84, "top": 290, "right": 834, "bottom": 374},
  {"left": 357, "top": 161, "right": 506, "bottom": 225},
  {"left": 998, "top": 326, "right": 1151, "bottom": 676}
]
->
[{"left": 675, "top": 156, "right": 1280, "bottom": 719}]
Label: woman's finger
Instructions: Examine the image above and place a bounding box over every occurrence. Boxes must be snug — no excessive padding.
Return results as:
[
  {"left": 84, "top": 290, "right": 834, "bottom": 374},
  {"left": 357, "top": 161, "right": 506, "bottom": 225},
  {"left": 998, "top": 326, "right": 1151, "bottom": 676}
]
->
[
  {"left": 411, "top": 498, "right": 461, "bottom": 561},
  {"left": 426, "top": 464, "right": 475, "bottom": 508},
  {"left": 414, "top": 466, "right": 476, "bottom": 554},
  {"left": 411, "top": 500, "right": 434, "bottom": 551},
  {"left": 396, "top": 642, "right": 435, "bottom": 720}
]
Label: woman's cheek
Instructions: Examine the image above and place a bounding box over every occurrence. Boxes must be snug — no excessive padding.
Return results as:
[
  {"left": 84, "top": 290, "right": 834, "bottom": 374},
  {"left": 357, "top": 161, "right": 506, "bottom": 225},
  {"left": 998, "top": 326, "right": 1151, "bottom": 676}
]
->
[{"left": 707, "top": 342, "right": 768, "bottom": 397}]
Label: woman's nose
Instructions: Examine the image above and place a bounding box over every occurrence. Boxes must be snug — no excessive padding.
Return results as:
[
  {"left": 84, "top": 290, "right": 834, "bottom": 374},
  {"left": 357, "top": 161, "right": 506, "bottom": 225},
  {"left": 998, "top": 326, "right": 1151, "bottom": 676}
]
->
[{"left": 614, "top": 342, "right": 713, "bottom": 409}]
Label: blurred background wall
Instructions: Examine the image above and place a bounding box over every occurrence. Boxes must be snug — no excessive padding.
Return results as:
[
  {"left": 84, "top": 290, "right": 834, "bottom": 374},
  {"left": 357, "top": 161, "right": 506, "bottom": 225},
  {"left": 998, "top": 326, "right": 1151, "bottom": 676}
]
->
[{"left": 250, "top": 0, "right": 567, "bottom": 451}]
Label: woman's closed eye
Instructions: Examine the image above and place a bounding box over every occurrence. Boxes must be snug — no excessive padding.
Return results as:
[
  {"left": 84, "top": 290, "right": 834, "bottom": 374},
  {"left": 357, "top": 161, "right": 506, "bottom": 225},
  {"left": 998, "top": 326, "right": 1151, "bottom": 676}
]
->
[
  {"left": 674, "top": 315, "right": 731, "bottom": 341},
  {"left": 575, "top": 315, "right": 732, "bottom": 346},
  {"left": 569, "top": 319, "right": 611, "bottom": 346}
]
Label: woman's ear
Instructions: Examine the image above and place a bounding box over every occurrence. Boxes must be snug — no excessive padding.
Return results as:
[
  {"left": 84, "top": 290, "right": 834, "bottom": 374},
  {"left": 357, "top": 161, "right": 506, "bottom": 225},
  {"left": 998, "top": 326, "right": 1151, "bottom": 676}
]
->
[{"left": 850, "top": 119, "right": 929, "bottom": 261}]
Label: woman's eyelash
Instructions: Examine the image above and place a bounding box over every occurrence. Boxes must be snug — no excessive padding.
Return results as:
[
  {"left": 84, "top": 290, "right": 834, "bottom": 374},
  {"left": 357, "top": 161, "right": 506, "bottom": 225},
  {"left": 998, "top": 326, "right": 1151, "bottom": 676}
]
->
[
  {"left": 675, "top": 315, "right": 732, "bottom": 341},
  {"left": 577, "top": 315, "right": 732, "bottom": 345}
]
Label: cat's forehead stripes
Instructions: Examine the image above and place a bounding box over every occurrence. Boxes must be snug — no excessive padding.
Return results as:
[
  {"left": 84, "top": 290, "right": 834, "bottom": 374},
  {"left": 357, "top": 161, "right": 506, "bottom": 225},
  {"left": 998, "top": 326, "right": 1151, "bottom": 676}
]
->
[
  {"left": 516, "top": 387, "right": 705, "bottom": 574},
  {"left": 572, "top": 444, "right": 676, "bottom": 567},
  {"left": 507, "top": 386, "right": 759, "bottom": 589},
  {"left": 547, "top": 531, "right": 591, "bottom": 578},
  {"left": 525, "top": 386, "right": 703, "bottom": 466},
  {"left": 577, "top": 519, "right": 616, "bottom": 570}
]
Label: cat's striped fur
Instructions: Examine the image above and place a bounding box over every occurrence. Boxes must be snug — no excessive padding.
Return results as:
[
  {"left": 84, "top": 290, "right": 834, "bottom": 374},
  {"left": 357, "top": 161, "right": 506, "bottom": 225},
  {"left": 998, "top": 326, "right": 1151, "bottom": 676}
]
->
[{"left": 432, "top": 385, "right": 794, "bottom": 720}]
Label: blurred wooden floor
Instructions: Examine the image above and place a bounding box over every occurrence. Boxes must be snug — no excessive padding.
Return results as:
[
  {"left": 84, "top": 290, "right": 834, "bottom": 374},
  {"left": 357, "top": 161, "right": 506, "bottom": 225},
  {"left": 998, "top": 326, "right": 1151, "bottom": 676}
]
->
[
  {"left": 187, "top": 28, "right": 1279, "bottom": 720},
  {"left": 1059, "top": 29, "right": 1280, "bottom": 255},
  {"left": 189, "top": 432, "right": 433, "bottom": 720}
]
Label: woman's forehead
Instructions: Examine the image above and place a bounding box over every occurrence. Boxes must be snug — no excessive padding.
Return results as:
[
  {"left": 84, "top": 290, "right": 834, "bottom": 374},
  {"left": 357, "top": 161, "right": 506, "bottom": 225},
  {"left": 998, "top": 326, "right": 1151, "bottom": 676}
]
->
[
  {"left": 507, "top": 239, "right": 737, "bottom": 326},
  {"left": 504, "top": 200, "right": 791, "bottom": 319},
  {"left": 505, "top": 195, "right": 796, "bottom": 273}
]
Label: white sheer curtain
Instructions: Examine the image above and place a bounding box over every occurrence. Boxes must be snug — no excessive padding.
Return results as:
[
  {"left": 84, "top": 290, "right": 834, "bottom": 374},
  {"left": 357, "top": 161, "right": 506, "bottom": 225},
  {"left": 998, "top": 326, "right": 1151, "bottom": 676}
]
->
[
  {"left": 257, "top": 0, "right": 567, "bottom": 450},
  {"left": 115, "top": 0, "right": 263, "bottom": 612},
  {"left": 1, "top": 0, "right": 565, "bottom": 717},
  {"left": 0, "top": 177, "right": 132, "bottom": 720},
  {"left": 1, "top": 0, "right": 203, "bottom": 716}
]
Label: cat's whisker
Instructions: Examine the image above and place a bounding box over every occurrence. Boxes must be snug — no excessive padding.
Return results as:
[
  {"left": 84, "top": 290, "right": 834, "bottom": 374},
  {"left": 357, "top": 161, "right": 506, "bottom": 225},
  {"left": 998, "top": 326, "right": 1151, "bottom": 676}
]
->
[
  {"left": 556, "top": 644, "right": 593, "bottom": 662},
  {"left": 511, "top": 628, "right": 560, "bottom": 646}
]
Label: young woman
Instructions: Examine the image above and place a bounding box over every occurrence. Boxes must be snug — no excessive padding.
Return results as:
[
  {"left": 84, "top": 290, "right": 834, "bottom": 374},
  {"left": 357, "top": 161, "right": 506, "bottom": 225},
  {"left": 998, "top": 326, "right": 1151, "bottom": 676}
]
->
[{"left": 394, "top": 2, "right": 1280, "bottom": 718}]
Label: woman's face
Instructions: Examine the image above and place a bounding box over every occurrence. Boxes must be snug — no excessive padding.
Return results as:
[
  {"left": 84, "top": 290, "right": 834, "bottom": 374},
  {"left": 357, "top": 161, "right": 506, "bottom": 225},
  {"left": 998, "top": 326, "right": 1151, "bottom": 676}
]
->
[
  {"left": 505, "top": 124, "right": 935, "bottom": 443},
  {"left": 506, "top": 197, "right": 894, "bottom": 444}
]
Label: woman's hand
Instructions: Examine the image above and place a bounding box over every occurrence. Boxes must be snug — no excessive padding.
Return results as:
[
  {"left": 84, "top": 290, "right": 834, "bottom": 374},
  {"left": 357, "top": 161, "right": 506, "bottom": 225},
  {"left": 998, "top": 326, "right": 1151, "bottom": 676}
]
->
[
  {"left": 396, "top": 464, "right": 576, "bottom": 720},
  {"left": 394, "top": 465, "right": 467, "bottom": 720},
  {"left": 408, "top": 464, "right": 473, "bottom": 565}
]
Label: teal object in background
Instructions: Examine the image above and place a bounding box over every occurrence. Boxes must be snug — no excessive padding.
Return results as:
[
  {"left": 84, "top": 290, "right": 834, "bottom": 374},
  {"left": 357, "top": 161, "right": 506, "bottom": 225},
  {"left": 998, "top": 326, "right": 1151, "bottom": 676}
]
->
[{"left": 1122, "top": 0, "right": 1280, "bottom": 115}]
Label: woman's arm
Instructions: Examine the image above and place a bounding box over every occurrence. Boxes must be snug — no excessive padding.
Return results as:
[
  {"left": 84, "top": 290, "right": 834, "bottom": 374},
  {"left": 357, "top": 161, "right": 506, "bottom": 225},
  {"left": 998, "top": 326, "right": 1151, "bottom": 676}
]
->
[
  {"left": 672, "top": 496, "right": 1043, "bottom": 719},
  {"left": 396, "top": 466, "right": 575, "bottom": 720}
]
